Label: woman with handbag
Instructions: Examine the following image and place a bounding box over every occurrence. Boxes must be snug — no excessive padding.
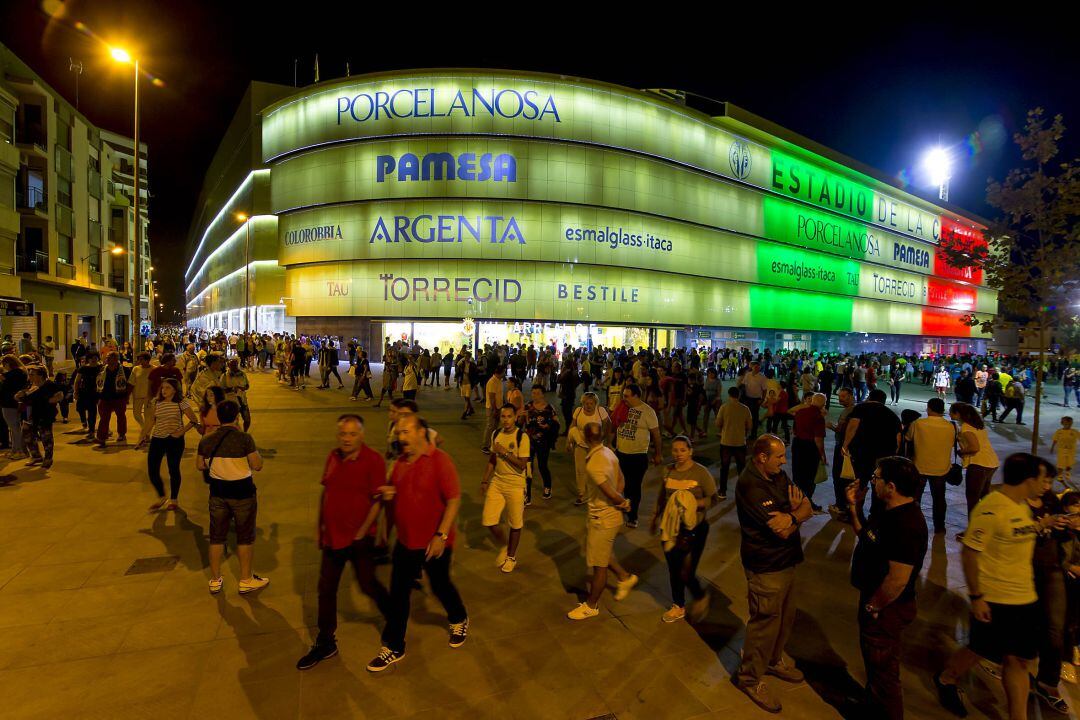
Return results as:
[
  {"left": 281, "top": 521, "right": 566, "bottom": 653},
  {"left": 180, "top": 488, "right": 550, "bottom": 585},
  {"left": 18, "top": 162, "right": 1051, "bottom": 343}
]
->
[
  {"left": 949, "top": 402, "right": 1000, "bottom": 516},
  {"left": 791, "top": 393, "right": 828, "bottom": 512},
  {"left": 650, "top": 435, "right": 717, "bottom": 623}
]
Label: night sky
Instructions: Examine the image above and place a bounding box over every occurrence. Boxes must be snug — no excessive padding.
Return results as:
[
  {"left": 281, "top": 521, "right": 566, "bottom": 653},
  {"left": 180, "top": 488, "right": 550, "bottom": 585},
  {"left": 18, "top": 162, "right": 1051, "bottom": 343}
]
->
[{"left": 2, "top": 3, "right": 1077, "bottom": 321}]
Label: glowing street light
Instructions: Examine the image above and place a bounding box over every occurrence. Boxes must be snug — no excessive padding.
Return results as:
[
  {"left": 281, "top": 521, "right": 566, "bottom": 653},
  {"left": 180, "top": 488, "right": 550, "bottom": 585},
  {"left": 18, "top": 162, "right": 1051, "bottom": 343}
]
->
[
  {"left": 923, "top": 147, "right": 952, "bottom": 202},
  {"left": 110, "top": 245, "right": 125, "bottom": 255},
  {"left": 109, "top": 46, "right": 132, "bottom": 64}
]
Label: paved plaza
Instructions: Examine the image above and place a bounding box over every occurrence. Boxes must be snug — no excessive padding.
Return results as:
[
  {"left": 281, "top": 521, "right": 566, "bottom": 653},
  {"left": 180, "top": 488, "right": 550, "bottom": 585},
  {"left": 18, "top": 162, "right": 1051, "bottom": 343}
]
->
[{"left": 0, "top": 367, "right": 1076, "bottom": 719}]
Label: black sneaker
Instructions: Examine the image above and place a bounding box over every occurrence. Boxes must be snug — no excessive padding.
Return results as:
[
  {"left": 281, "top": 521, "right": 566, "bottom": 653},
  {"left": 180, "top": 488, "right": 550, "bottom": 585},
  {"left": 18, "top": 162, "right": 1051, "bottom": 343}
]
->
[
  {"left": 296, "top": 642, "right": 338, "bottom": 670},
  {"left": 543, "top": 489, "right": 552, "bottom": 499},
  {"left": 448, "top": 618, "right": 469, "bottom": 648},
  {"left": 934, "top": 672, "right": 968, "bottom": 717},
  {"left": 366, "top": 646, "right": 405, "bottom": 672}
]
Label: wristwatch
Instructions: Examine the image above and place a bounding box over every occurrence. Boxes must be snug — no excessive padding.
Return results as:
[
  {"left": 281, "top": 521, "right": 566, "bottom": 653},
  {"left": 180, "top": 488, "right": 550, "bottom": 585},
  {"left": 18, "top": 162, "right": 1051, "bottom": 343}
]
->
[{"left": 433, "top": 531, "right": 449, "bottom": 541}]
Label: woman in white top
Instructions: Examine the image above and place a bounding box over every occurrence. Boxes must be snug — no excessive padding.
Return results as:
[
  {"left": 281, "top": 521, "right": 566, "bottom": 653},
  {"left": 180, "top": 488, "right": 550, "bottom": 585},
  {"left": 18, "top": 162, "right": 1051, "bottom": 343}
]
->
[
  {"left": 141, "top": 378, "right": 201, "bottom": 511},
  {"left": 566, "top": 392, "right": 611, "bottom": 506},
  {"left": 950, "top": 402, "right": 1000, "bottom": 515},
  {"left": 934, "top": 367, "right": 951, "bottom": 400}
]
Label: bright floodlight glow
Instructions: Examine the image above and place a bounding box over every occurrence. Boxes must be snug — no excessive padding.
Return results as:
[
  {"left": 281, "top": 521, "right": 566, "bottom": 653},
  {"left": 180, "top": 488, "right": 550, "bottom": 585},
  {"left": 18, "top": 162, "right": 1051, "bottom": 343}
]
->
[
  {"left": 924, "top": 147, "right": 951, "bottom": 186},
  {"left": 109, "top": 47, "right": 132, "bottom": 64},
  {"left": 110, "top": 245, "right": 125, "bottom": 255},
  {"left": 235, "top": 212, "right": 249, "bottom": 222}
]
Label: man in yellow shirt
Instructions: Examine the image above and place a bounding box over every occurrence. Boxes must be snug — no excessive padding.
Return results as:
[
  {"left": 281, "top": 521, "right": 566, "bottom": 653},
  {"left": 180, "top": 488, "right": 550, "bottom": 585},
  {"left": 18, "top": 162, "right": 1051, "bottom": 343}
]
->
[{"left": 934, "top": 452, "right": 1054, "bottom": 719}]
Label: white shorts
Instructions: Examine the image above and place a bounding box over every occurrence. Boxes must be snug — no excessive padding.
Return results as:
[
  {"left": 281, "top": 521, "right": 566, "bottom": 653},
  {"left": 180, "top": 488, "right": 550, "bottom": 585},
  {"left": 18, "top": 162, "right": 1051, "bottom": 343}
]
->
[{"left": 482, "top": 483, "right": 525, "bottom": 529}]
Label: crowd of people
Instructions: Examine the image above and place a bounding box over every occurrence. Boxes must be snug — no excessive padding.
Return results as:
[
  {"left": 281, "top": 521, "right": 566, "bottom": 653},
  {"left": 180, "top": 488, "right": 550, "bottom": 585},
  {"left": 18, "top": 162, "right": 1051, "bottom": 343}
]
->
[{"left": 5, "top": 326, "right": 1079, "bottom": 718}]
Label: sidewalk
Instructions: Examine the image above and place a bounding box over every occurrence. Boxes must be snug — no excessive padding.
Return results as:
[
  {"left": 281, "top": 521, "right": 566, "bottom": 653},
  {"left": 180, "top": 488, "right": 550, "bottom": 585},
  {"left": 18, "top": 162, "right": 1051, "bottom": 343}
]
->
[{"left": 0, "top": 366, "right": 1075, "bottom": 719}]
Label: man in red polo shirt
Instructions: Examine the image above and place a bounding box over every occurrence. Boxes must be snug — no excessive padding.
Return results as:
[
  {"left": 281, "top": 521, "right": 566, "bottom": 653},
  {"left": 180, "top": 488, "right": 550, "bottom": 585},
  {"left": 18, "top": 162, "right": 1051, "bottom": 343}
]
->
[
  {"left": 366, "top": 414, "right": 468, "bottom": 672},
  {"left": 296, "top": 414, "right": 392, "bottom": 671},
  {"left": 148, "top": 352, "right": 184, "bottom": 399}
]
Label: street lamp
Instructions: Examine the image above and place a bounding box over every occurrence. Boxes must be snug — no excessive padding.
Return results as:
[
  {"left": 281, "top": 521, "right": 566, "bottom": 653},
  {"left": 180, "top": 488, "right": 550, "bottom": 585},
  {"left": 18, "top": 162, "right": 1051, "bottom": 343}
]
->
[
  {"left": 923, "top": 147, "right": 951, "bottom": 202},
  {"left": 109, "top": 45, "right": 141, "bottom": 343}
]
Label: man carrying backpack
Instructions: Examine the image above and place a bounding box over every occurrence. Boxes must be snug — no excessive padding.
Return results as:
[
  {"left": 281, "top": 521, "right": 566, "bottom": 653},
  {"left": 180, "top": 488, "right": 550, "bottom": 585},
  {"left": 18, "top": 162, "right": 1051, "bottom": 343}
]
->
[{"left": 480, "top": 404, "right": 530, "bottom": 574}]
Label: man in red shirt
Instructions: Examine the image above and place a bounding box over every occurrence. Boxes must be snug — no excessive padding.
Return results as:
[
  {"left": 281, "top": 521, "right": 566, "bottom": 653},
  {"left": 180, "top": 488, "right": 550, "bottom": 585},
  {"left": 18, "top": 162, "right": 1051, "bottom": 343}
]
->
[
  {"left": 296, "top": 414, "right": 391, "bottom": 670},
  {"left": 366, "top": 414, "right": 468, "bottom": 672}
]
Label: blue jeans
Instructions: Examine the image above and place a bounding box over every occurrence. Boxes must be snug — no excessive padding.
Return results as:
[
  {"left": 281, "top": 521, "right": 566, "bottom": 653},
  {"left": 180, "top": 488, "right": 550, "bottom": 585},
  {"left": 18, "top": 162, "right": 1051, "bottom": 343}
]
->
[
  {"left": 2, "top": 407, "right": 24, "bottom": 453},
  {"left": 855, "top": 382, "right": 868, "bottom": 403}
]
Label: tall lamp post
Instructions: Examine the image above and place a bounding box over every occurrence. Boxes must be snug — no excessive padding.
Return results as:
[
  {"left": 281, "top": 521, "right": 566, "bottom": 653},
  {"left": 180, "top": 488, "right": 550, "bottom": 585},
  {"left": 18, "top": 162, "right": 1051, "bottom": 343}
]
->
[{"left": 109, "top": 47, "right": 141, "bottom": 342}]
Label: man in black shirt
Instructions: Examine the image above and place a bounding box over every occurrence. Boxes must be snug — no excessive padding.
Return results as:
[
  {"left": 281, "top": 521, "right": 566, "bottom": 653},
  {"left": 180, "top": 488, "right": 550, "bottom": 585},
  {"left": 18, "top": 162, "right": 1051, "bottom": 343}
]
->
[
  {"left": 734, "top": 434, "right": 813, "bottom": 713},
  {"left": 847, "top": 456, "right": 928, "bottom": 720},
  {"left": 842, "top": 389, "right": 902, "bottom": 516}
]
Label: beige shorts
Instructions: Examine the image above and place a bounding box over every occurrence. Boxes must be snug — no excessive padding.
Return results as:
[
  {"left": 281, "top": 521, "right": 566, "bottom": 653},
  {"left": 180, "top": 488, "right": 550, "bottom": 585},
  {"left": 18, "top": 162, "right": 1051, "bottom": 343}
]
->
[
  {"left": 460, "top": 383, "right": 472, "bottom": 398},
  {"left": 482, "top": 483, "right": 525, "bottom": 530},
  {"left": 585, "top": 512, "right": 622, "bottom": 567}
]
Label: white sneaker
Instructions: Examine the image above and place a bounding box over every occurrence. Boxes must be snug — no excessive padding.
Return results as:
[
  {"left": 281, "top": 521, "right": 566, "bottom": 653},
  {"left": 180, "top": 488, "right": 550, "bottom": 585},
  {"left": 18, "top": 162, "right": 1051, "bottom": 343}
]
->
[
  {"left": 567, "top": 602, "right": 599, "bottom": 620},
  {"left": 500, "top": 557, "right": 517, "bottom": 574},
  {"left": 238, "top": 575, "right": 269, "bottom": 594},
  {"left": 495, "top": 546, "right": 508, "bottom": 568},
  {"left": 208, "top": 576, "right": 224, "bottom": 594},
  {"left": 613, "top": 573, "right": 638, "bottom": 601}
]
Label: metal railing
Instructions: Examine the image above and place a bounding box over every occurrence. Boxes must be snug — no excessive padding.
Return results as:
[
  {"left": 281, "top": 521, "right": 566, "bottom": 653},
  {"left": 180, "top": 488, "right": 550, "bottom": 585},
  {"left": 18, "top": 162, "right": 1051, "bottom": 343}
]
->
[
  {"left": 16, "top": 186, "right": 47, "bottom": 212},
  {"left": 17, "top": 250, "right": 49, "bottom": 273}
]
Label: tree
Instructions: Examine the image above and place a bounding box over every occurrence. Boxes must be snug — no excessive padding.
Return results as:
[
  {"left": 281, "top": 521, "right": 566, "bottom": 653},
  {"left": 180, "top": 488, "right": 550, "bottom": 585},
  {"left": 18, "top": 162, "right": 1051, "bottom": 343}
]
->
[{"left": 939, "top": 108, "right": 1080, "bottom": 452}]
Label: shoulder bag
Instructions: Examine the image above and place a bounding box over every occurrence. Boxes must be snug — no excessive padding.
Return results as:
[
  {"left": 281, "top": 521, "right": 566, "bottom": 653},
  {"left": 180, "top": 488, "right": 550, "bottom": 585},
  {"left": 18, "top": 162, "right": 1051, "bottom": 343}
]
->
[{"left": 945, "top": 423, "right": 964, "bottom": 486}]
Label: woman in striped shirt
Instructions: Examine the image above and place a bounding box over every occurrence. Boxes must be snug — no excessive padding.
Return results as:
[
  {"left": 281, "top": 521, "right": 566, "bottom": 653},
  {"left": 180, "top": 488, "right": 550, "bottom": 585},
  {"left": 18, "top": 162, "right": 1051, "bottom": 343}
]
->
[{"left": 141, "top": 378, "right": 201, "bottom": 511}]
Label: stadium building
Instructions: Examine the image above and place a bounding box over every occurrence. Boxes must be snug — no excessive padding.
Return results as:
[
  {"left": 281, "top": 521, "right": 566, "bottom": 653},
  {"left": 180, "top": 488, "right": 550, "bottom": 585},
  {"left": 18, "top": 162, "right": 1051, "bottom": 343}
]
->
[{"left": 184, "top": 69, "right": 995, "bottom": 358}]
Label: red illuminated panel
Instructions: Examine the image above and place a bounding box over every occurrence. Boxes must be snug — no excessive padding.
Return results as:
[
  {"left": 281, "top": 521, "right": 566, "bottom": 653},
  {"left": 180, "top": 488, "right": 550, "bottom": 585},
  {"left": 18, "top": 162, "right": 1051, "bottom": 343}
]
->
[
  {"left": 928, "top": 278, "right": 977, "bottom": 311},
  {"left": 936, "top": 218, "right": 985, "bottom": 283},
  {"left": 921, "top": 307, "right": 972, "bottom": 337}
]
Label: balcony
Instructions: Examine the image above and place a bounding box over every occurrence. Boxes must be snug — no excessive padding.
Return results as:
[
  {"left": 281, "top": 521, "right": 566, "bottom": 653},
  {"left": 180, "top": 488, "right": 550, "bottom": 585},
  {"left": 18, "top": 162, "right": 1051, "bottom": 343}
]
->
[
  {"left": 17, "top": 250, "right": 49, "bottom": 274},
  {"left": 15, "top": 123, "right": 46, "bottom": 155},
  {"left": 16, "top": 186, "right": 48, "bottom": 215},
  {"left": 55, "top": 261, "right": 75, "bottom": 280}
]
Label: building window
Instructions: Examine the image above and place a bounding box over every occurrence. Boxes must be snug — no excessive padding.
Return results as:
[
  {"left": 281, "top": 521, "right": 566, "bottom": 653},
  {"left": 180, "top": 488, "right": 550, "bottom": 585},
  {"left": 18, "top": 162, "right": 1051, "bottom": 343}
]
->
[
  {"left": 57, "top": 176, "right": 72, "bottom": 208},
  {"left": 87, "top": 219, "right": 102, "bottom": 272},
  {"left": 58, "top": 232, "right": 73, "bottom": 265}
]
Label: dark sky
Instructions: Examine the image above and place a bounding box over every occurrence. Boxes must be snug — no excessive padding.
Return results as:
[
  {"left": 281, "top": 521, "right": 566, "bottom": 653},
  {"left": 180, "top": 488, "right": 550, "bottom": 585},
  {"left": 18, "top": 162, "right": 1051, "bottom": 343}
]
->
[{"left": 2, "top": 3, "right": 1077, "bottom": 320}]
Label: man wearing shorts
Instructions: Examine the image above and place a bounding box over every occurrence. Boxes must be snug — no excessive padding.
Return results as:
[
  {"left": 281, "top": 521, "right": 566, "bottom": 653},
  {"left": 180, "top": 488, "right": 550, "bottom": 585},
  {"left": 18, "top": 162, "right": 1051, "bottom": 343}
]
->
[
  {"left": 196, "top": 400, "right": 268, "bottom": 595},
  {"left": 481, "top": 405, "right": 530, "bottom": 573},
  {"left": 567, "top": 422, "right": 637, "bottom": 620},
  {"left": 935, "top": 452, "right": 1050, "bottom": 719}
]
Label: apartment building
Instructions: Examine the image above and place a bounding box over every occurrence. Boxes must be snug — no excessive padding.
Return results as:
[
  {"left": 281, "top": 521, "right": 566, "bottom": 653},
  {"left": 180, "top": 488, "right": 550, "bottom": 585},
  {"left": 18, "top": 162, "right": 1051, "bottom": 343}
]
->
[{"left": 0, "top": 42, "right": 150, "bottom": 362}]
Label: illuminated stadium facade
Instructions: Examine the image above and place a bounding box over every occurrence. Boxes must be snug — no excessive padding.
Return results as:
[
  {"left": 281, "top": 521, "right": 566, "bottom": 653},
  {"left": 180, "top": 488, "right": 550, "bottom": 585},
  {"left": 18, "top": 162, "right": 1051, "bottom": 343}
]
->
[{"left": 185, "top": 70, "right": 994, "bottom": 357}]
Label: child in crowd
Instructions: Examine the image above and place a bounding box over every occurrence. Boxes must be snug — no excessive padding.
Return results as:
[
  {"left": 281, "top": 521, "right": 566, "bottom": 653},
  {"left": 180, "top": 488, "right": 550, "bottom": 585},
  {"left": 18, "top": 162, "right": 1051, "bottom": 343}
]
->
[{"left": 1053, "top": 417, "right": 1078, "bottom": 487}]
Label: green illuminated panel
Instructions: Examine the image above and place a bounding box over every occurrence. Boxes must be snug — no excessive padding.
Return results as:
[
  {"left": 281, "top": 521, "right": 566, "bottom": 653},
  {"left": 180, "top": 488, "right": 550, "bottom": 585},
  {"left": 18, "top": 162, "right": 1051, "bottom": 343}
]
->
[
  {"left": 749, "top": 286, "right": 853, "bottom": 332},
  {"left": 770, "top": 150, "right": 874, "bottom": 221}
]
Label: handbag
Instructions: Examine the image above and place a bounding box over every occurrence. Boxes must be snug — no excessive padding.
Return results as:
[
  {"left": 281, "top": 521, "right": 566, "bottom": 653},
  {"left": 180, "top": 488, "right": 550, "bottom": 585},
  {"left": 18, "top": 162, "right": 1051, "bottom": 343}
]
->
[
  {"left": 814, "top": 462, "right": 829, "bottom": 485},
  {"left": 945, "top": 424, "right": 964, "bottom": 486},
  {"left": 840, "top": 452, "right": 856, "bottom": 481}
]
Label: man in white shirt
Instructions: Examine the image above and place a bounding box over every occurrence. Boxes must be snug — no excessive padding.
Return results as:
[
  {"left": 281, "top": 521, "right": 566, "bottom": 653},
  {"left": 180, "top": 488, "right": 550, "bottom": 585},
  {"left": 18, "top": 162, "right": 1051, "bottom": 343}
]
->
[
  {"left": 129, "top": 352, "right": 154, "bottom": 433},
  {"left": 567, "top": 422, "right": 636, "bottom": 619},
  {"left": 905, "top": 397, "right": 956, "bottom": 533},
  {"left": 481, "top": 365, "right": 506, "bottom": 454},
  {"left": 739, "top": 362, "right": 770, "bottom": 437},
  {"left": 613, "top": 383, "right": 662, "bottom": 528},
  {"left": 480, "top": 405, "right": 530, "bottom": 573}
]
